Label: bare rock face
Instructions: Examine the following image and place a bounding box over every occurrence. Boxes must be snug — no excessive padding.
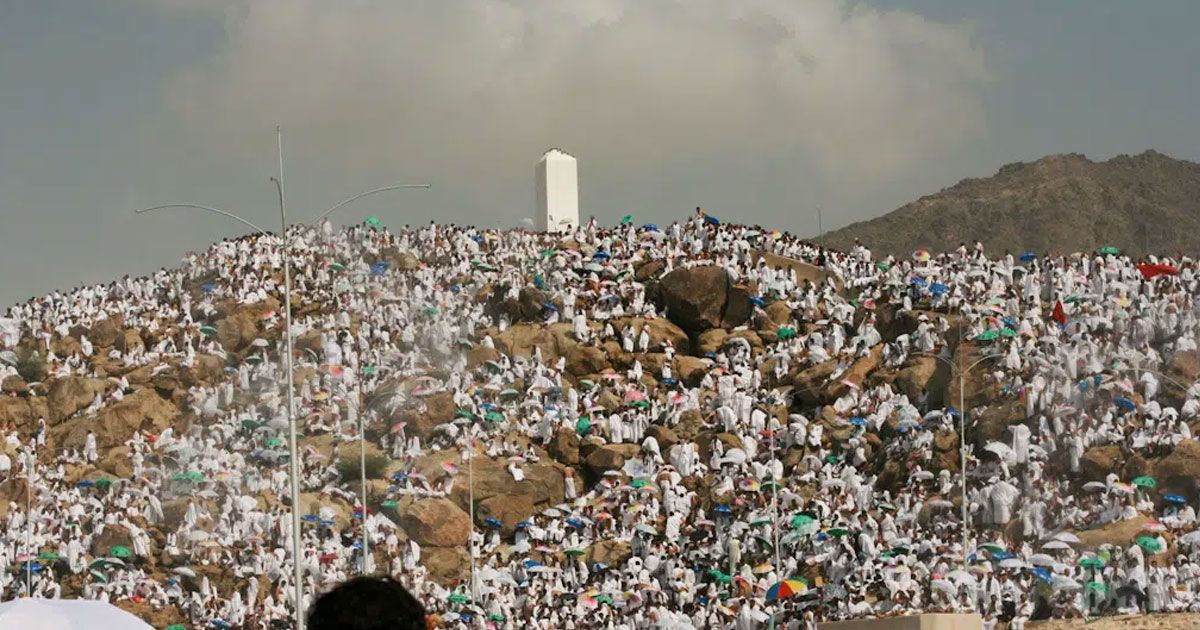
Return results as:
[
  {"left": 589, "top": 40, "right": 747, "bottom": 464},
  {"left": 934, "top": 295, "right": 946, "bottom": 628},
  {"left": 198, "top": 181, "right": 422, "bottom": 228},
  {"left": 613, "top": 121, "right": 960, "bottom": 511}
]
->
[
  {"left": 586, "top": 539, "right": 632, "bottom": 567},
  {"left": 400, "top": 498, "right": 471, "bottom": 547},
  {"left": 1, "top": 375, "right": 29, "bottom": 396},
  {"left": 446, "top": 457, "right": 566, "bottom": 513},
  {"left": 421, "top": 546, "right": 471, "bottom": 585},
  {"left": 216, "top": 309, "right": 259, "bottom": 354},
  {"left": 1154, "top": 440, "right": 1200, "bottom": 497},
  {"left": 894, "top": 356, "right": 940, "bottom": 400},
  {"left": 547, "top": 428, "right": 581, "bottom": 466},
  {"left": 610, "top": 317, "right": 690, "bottom": 354},
  {"left": 476, "top": 493, "right": 535, "bottom": 536},
  {"left": 584, "top": 443, "right": 640, "bottom": 477},
  {"left": 1080, "top": 445, "right": 1122, "bottom": 482},
  {"left": 53, "top": 388, "right": 178, "bottom": 449},
  {"left": 90, "top": 523, "right": 134, "bottom": 557},
  {"left": 47, "top": 376, "right": 107, "bottom": 424},
  {"left": 656, "top": 266, "right": 751, "bottom": 336},
  {"left": 90, "top": 315, "right": 124, "bottom": 348}
]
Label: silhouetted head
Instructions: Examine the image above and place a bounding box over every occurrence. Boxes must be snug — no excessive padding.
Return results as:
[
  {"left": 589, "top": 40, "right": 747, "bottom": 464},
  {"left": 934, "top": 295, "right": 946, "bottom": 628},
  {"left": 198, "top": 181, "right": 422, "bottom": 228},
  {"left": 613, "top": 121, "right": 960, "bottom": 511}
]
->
[{"left": 307, "top": 576, "right": 426, "bottom": 630}]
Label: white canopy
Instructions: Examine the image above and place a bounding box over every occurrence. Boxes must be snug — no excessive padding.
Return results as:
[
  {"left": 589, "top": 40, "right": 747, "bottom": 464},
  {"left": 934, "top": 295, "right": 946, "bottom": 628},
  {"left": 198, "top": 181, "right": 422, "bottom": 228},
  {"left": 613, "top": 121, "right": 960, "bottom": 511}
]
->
[{"left": 0, "top": 599, "right": 154, "bottom": 630}]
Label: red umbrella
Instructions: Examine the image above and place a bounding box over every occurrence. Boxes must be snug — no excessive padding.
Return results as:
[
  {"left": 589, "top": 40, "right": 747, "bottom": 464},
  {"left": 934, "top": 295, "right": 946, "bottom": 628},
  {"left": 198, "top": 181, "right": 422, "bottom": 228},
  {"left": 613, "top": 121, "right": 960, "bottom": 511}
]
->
[{"left": 1137, "top": 263, "right": 1179, "bottom": 279}]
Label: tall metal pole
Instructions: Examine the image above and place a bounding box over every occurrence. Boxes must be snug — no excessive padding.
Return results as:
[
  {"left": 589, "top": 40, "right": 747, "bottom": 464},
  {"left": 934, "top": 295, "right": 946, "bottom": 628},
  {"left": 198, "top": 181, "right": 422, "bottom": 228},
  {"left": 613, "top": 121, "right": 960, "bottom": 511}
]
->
[
  {"left": 358, "top": 372, "right": 369, "bottom": 573},
  {"left": 770, "top": 429, "right": 780, "bottom": 575},
  {"left": 274, "top": 126, "right": 306, "bottom": 630},
  {"left": 816, "top": 205, "right": 823, "bottom": 239},
  {"left": 25, "top": 444, "right": 34, "bottom": 596}
]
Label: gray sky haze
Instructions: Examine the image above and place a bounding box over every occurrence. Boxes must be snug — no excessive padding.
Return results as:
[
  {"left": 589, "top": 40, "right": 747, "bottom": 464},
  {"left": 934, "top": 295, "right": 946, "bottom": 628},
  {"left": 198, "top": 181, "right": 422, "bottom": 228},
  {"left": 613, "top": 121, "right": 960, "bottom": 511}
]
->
[{"left": 1, "top": 0, "right": 1198, "bottom": 306}]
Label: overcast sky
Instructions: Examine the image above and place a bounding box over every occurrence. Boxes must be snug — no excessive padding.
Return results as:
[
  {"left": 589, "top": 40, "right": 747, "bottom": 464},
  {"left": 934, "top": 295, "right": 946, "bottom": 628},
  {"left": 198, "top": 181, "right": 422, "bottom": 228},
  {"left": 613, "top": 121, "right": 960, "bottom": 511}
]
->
[{"left": 1, "top": 0, "right": 1198, "bottom": 306}]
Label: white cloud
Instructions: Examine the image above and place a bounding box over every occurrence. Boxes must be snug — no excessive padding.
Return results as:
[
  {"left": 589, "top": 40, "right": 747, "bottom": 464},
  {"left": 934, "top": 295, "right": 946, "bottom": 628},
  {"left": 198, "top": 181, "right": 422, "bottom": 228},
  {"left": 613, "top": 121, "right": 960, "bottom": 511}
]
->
[{"left": 159, "top": 0, "right": 988, "bottom": 189}]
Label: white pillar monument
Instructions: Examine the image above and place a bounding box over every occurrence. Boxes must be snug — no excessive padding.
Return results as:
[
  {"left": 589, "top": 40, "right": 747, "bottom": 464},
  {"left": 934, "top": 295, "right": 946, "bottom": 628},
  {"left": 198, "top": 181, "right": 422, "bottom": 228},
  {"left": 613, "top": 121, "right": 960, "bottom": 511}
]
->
[{"left": 535, "top": 148, "right": 579, "bottom": 233}]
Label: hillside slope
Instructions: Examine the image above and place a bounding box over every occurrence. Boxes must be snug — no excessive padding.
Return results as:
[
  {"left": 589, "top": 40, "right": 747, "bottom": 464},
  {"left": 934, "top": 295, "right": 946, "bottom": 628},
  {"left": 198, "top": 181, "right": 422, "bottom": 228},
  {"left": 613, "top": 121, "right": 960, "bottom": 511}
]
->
[{"left": 821, "top": 150, "right": 1200, "bottom": 257}]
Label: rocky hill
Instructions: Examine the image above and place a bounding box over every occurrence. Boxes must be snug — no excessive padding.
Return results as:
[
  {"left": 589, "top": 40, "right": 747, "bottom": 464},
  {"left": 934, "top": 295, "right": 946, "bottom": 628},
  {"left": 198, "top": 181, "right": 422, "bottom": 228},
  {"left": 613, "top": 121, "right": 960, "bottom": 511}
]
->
[{"left": 820, "top": 150, "right": 1200, "bottom": 257}]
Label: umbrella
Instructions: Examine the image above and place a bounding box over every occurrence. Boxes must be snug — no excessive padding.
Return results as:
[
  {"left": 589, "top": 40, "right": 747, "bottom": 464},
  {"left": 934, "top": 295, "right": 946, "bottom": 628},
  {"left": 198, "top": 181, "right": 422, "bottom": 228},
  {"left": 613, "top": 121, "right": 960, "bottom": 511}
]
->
[
  {"left": 1165, "top": 494, "right": 1187, "bottom": 505},
  {"left": 199, "top": 325, "right": 218, "bottom": 337},
  {"left": 172, "top": 567, "right": 197, "bottom": 578},
  {"left": 912, "top": 249, "right": 931, "bottom": 262},
  {"left": 975, "top": 330, "right": 999, "bottom": 342},
  {"left": 777, "top": 327, "right": 797, "bottom": 340},
  {"left": 484, "top": 517, "right": 503, "bottom": 530},
  {"left": 1137, "top": 536, "right": 1165, "bottom": 553},
  {"left": 1078, "top": 557, "right": 1105, "bottom": 568},
  {"left": 564, "top": 548, "right": 586, "bottom": 557},
  {"left": 749, "top": 296, "right": 766, "bottom": 308},
  {"left": 620, "top": 214, "right": 633, "bottom": 225},
  {"left": 1053, "top": 532, "right": 1081, "bottom": 544},
  {"left": 1019, "top": 252, "right": 1038, "bottom": 262},
  {"left": 1085, "top": 581, "right": 1108, "bottom": 594},
  {"left": 0, "top": 599, "right": 156, "bottom": 630},
  {"left": 1041, "top": 541, "right": 1071, "bottom": 551},
  {"left": 364, "top": 215, "right": 382, "bottom": 228},
  {"left": 109, "top": 546, "right": 132, "bottom": 559},
  {"left": 1114, "top": 397, "right": 1136, "bottom": 412},
  {"left": 1099, "top": 246, "right": 1120, "bottom": 255},
  {"left": 1132, "top": 476, "right": 1156, "bottom": 489},
  {"left": 1052, "top": 576, "right": 1081, "bottom": 591},
  {"left": 575, "top": 417, "right": 592, "bottom": 436},
  {"left": 1028, "top": 554, "right": 1055, "bottom": 567},
  {"left": 930, "top": 579, "right": 957, "bottom": 596},
  {"left": 1082, "top": 481, "right": 1107, "bottom": 492},
  {"left": 765, "top": 579, "right": 806, "bottom": 602}
]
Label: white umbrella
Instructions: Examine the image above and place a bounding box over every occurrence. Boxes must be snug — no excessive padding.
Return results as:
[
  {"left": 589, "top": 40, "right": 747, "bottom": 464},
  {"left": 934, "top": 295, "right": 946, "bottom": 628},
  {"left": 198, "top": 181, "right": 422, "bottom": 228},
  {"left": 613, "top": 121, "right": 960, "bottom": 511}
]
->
[
  {"left": 172, "top": 567, "right": 197, "bottom": 578},
  {"left": 930, "top": 579, "right": 957, "bottom": 596},
  {"left": 946, "top": 570, "right": 976, "bottom": 584},
  {"left": 999, "top": 558, "right": 1026, "bottom": 570},
  {"left": 1029, "top": 553, "right": 1055, "bottom": 567},
  {"left": 1082, "top": 481, "right": 1107, "bottom": 492},
  {"left": 1042, "top": 540, "right": 1071, "bottom": 551},
  {"left": 1053, "top": 532, "right": 1081, "bottom": 544},
  {"left": 0, "top": 599, "right": 154, "bottom": 630},
  {"left": 1052, "top": 576, "right": 1081, "bottom": 591}
]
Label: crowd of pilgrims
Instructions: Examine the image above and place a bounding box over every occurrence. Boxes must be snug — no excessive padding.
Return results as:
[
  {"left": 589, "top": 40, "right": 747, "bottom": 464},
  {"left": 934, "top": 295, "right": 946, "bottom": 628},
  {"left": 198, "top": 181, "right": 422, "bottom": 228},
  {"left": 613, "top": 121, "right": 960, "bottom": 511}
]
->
[{"left": 2, "top": 209, "right": 1200, "bottom": 629}]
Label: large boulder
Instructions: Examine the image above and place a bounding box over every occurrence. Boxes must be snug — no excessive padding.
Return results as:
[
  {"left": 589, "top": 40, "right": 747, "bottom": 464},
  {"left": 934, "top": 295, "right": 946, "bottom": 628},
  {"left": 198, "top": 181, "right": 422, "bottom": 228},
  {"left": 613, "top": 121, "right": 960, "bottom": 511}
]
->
[
  {"left": 90, "top": 523, "right": 134, "bottom": 557},
  {"left": 894, "top": 356, "right": 941, "bottom": 401},
  {"left": 563, "top": 343, "right": 610, "bottom": 377},
  {"left": 824, "top": 345, "right": 882, "bottom": 399},
  {"left": 752, "top": 251, "right": 841, "bottom": 292},
  {"left": 52, "top": 388, "right": 178, "bottom": 449},
  {"left": 697, "top": 329, "right": 729, "bottom": 355},
  {"left": 476, "top": 494, "right": 535, "bottom": 536},
  {"left": 584, "top": 444, "right": 640, "bottom": 476},
  {"left": 656, "top": 266, "right": 751, "bottom": 336},
  {"left": 1080, "top": 446, "right": 1121, "bottom": 483},
  {"left": 1154, "top": 440, "right": 1200, "bottom": 498},
  {"left": 634, "top": 259, "right": 666, "bottom": 282},
  {"left": 445, "top": 458, "right": 566, "bottom": 513},
  {"left": 421, "top": 546, "right": 470, "bottom": 585},
  {"left": 586, "top": 539, "right": 632, "bottom": 567},
  {"left": 400, "top": 498, "right": 471, "bottom": 547},
  {"left": 90, "top": 315, "right": 124, "bottom": 348},
  {"left": 645, "top": 425, "right": 680, "bottom": 451},
  {"left": 1, "top": 375, "right": 29, "bottom": 396},
  {"left": 675, "top": 356, "right": 709, "bottom": 387},
  {"left": 790, "top": 360, "right": 838, "bottom": 408},
  {"left": 547, "top": 428, "right": 581, "bottom": 466},
  {"left": 47, "top": 376, "right": 107, "bottom": 423},
  {"left": 610, "top": 317, "right": 690, "bottom": 354},
  {"left": 216, "top": 309, "right": 259, "bottom": 353}
]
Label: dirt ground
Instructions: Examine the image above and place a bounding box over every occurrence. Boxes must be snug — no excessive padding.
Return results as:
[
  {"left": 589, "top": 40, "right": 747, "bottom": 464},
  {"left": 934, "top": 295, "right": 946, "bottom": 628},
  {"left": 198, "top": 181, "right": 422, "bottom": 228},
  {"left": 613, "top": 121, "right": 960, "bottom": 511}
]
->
[{"left": 1029, "top": 613, "right": 1200, "bottom": 629}]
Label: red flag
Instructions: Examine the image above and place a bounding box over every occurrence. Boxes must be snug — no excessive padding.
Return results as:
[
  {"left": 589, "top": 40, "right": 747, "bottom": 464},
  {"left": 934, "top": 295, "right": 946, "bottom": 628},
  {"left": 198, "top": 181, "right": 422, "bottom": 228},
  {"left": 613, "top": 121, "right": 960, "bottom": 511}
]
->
[
  {"left": 1052, "top": 301, "right": 1068, "bottom": 326},
  {"left": 1137, "top": 263, "right": 1179, "bottom": 279}
]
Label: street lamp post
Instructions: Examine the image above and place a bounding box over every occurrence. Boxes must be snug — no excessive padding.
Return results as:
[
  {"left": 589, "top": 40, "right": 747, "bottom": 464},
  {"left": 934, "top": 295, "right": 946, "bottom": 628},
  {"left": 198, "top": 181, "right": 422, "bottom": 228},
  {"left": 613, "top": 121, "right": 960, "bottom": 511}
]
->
[
  {"left": 134, "top": 127, "right": 429, "bottom": 628},
  {"left": 914, "top": 350, "right": 1004, "bottom": 571}
]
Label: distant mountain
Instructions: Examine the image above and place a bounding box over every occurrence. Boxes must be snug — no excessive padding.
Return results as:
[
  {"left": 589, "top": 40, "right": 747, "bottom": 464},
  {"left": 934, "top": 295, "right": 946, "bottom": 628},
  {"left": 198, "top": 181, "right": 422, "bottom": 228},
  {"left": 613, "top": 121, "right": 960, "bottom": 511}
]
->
[{"left": 820, "top": 150, "right": 1200, "bottom": 257}]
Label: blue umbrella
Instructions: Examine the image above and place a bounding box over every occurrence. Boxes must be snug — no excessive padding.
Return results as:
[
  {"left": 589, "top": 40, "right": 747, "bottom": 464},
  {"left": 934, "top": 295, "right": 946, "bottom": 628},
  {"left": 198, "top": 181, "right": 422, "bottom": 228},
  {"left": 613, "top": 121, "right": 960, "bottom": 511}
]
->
[
  {"left": 661, "top": 378, "right": 678, "bottom": 387},
  {"left": 352, "top": 542, "right": 363, "bottom": 549},
  {"left": 991, "top": 550, "right": 1015, "bottom": 561},
  {"left": 704, "top": 214, "right": 720, "bottom": 226},
  {"left": 929, "top": 282, "right": 948, "bottom": 295},
  {"left": 909, "top": 277, "right": 928, "bottom": 287},
  {"left": 1165, "top": 495, "right": 1187, "bottom": 505},
  {"left": 714, "top": 505, "right": 733, "bottom": 515},
  {"left": 1114, "top": 397, "right": 1136, "bottom": 412},
  {"left": 566, "top": 518, "right": 584, "bottom": 529},
  {"left": 591, "top": 562, "right": 608, "bottom": 572},
  {"left": 543, "top": 302, "right": 558, "bottom": 311},
  {"left": 319, "top": 519, "right": 335, "bottom": 527},
  {"left": 371, "top": 261, "right": 389, "bottom": 275},
  {"left": 301, "top": 514, "right": 319, "bottom": 523},
  {"left": 849, "top": 417, "right": 867, "bottom": 427},
  {"left": 749, "top": 296, "right": 766, "bottom": 307},
  {"left": 1031, "top": 567, "right": 1051, "bottom": 584},
  {"left": 643, "top": 223, "right": 659, "bottom": 231},
  {"left": 593, "top": 251, "right": 611, "bottom": 260},
  {"left": 516, "top": 521, "right": 531, "bottom": 529},
  {"left": 1020, "top": 252, "right": 1038, "bottom": 263},
  {"left": 392, "top": 472, "right": 408, "bottom": 481},
  {"left": 484, "top": 517, "right": 503, "bottom": 529},
  {"left": 704, "top": 352, "right": 718, "bottom": 359},
  {"left": 76, "top": 480, "right": 95, "bottom": 488},
  {"left": 523, "top": 560, "right": 542, "bottom": 569}
]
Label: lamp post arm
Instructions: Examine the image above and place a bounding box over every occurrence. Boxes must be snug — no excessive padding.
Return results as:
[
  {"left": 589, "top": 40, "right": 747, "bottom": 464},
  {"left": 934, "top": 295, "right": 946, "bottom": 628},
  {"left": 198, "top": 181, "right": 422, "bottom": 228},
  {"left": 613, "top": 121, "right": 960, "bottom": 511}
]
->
[{"left": 135, "top": 204, "right": 270, "bottom": 237}]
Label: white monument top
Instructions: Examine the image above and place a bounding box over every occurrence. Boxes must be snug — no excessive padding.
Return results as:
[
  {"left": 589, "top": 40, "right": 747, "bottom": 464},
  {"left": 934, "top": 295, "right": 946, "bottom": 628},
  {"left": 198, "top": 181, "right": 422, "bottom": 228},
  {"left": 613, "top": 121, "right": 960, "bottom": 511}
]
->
[{"left": 535, "top": 148, "right": 579, "bottom": 234}]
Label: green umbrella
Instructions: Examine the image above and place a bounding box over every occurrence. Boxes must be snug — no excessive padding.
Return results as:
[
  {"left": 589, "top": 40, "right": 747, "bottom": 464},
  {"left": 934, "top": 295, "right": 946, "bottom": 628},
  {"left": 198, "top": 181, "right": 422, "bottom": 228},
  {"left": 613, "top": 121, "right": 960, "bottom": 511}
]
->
[
  {"left": 760, "top": 481, "right": 782, "bottom": 492},
  {"left": 484, "top": 411, "right": 505, "bottom": 423},
  {"left": 631, "top": 400, "right": 650, "bottom": 409},
  {"left": 172, "top": 471, "right": 204, "bottom": 483},
  {"left": 1099, "top": 246, "right": 1120, "bottom": 255},
  {"left": 1085, "top": 581, "right": 1108, "bottom": 594},
  {"left": 423, "top": 306, "right": 439, "bottom": 316},
  {"left": 631, "top": 479, "right": 650, "bottom": 489},
  {"left": 447, "top": 593, "right": 471, "bottom": 604},
  {"left": 364, "top": 215, "right": 382, "bottom": 229},
  {"left": 500, "top": 388, "right": 521, "bottom": 399},
  {"left": 564, "top": 548, "right": 586, "bottom": 557},
  {"left": 975, "top": 330, "right": 999, "bottom": 342},
  {"left": 1078, "top": 556, "right": 1105, "bottom": 568},
  {"left": 455, "top": 409, "right": 477, "bottom": 421},
  {"left": 539, "top": 248, "right": 557, "bottom": 259},
  {"left": 90, "top": 570, "right": 109, "bottom": 583},
  {"left": 1137, "top": 536, "right": 1165, "bottom": 553},
  {"left": 37, "top": 552, "right": 59, "bottom": 561},
  {"left": 575, "top": 416, "right": 592, "bottom": 436},
  {"left": 827, "top": 527, "right": 850, "bottom": 537},
  {"left": 751, "top": 517, "right": 773, "bottom": 527},
  {"left": 877, "top": 262, "right": 891, "bottom": 271},
  {"left": 381, "top": 500, "right": 399, "bottom": 509},
  {"left": 1065, "top": 294, "right": 1083, "bottom": 304},
  {"left": 167, "top": 625, "right": 186, "bottom": 630},
  {"left": 328, "top": 262, "right": 345, "bottom": 272},
  {"left": 594, "top": 594, "right": 614, "bottom": 605},
  {"left": 241, "top": 419, "right": 263, "bottom": 430},
  {"left": 110, "top": 546, "right": 132, "bottom": 559},
  {"left": 199, "top": 325, "right": 218, "bottom": 337},
  {"left": 825, "top": 454, "right": 839, "bottom": 464},
  {"left": 95, "top": 477, "right": 112, "bottom": 487},
  {"left": 620, "top": 214, "right": 634, "bottom": 225},
  {"left": 265, "top": 437, "right": 285, "bottom": 448},
  {"left": 488, "top": 613, "right": 507, "bottom": 621},
  {"left": 777, "top": 327, "right": 797, "bottom": 340},
  {"left": 361, "top": 366, "right": 377, "bottom": 375},
  {"left": 708, "top": 569, "right": 733, "bottom": 584},
  {"left": 1132, "top": 476, "right": 1156, "bottom": 489},
  {"left": 999, "top": 328, "right": 1017, "bottom": 338},
  {"left": 790, "top": 514, "right": 815, "bottom": 528}
]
